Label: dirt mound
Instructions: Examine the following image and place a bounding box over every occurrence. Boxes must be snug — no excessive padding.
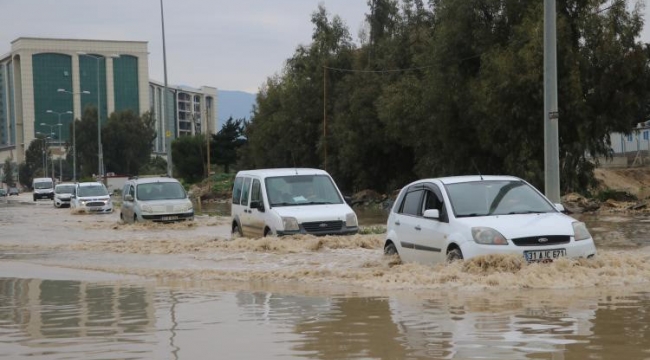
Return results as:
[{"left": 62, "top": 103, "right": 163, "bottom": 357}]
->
[{"left": 594, "top": 168, "right": 650, "bottom": 199}]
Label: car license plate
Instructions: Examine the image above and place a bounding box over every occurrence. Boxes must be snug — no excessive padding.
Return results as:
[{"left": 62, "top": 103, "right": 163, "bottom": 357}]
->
[
  {"left": 524, "top": 248, "right": 566, "bottom": 262},
  {"left": 162, "top": 216, "right": 178, "bottom": 221}
]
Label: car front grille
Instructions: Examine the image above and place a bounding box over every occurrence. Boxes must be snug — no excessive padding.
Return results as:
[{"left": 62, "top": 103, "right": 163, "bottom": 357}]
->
[
  {"left": 302, "top": 220, "right": 344, "bottom": 234},
  {"left": 86, "top": 202, "right": 105, "bottom": 207},
  {"left": 511, "top": 235, "right": 570, "bottom": 246}
]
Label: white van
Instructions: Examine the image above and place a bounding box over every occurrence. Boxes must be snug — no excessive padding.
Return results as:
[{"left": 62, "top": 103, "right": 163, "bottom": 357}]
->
[
  {"left": 231, "top": 168, "right": 358, "bottom": 237},
  {"left": 32, "top": 177, "right": 54, "bottom": 201}
]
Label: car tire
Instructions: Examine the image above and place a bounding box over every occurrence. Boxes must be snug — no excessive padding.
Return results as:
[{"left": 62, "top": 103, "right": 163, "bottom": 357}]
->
[
  {"left": 446, "top": 248, "right": 463, "bottom": 262},
  {"left": 33, "top": 196, "right": 36, "bottom": 202},
  {"left": 232, "top": 222, "right": 243, "bottom": 238},
  {"left": 384, "top": 242, "right": 398, "bottom": 256}
]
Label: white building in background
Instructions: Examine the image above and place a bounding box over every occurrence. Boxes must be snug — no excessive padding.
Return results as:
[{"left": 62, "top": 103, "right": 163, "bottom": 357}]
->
[
  {"left": 148, "top": 81, "right": 217, "bottom": 155},
  {"left": 609, "top": 120, "right": 650, "bottom": 155}
]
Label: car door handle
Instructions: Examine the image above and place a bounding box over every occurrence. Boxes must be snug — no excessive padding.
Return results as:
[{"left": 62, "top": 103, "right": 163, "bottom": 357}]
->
[{"left": 415, "top": 225, "right": 421, "bottom": 231}]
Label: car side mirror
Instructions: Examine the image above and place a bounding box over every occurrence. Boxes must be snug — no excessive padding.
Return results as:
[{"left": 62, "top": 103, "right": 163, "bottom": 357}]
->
[
  {"left": 423, "top": 209, "right": 440, "bottom": 219},
  {"left": 124, "top": 194, "right": 134, "bottom": 202},
  {"left": 554, "top": 203, "right": 565, "bottom": 213},
  {"left": 344, "top": 195, "right": 352, "bottom": 205},
  {"left": 250, "top": 200, "right": 265, "bottom": 212}
]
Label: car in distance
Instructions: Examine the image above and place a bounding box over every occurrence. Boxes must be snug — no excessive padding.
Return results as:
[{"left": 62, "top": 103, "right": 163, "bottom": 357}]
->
[
  {"left": 231, "top": 168, "right": 358, "bottom": 237},
  {"left": 0, "top": 188, "right": 6, "bottom": 197},
  {"left": 70, "top": 182, "right": 113, "bottom": 213},
  {"left": 120, "top": 176, "right": 194, "bottom": 223},
  {"left": 53, "top": 183, "right": 76, "bottom": 208},
  {"left": 32, "top": 177, "right": 54, "bottom": 201},
  {"left": 384, "top": 175, "right": 597, "bottom": 264},
  {"left": 8, "top": 187, "right": 19, "bottom": 196}
]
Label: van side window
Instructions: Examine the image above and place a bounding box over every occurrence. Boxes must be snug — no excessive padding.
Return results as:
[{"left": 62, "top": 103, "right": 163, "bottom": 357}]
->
[
  {"left": 251, "top": 179, "right": 262, "bottom": 204},
  {"left": 241, "top": 177, "right": 252, "bottom": 207},
  {"left": 129, "top": 185, "right": 135, "bottom": 198},
  {"left": 232, "top": 177, "right": 243, "bottom": 205}
]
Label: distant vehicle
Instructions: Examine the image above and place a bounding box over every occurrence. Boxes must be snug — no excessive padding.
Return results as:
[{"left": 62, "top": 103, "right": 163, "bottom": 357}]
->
[
  {"left": 120, "top": 176, "right": 193, "bottom": 223},
  {"left": 70, "top": 182, "right": 113, "bottom": 213},
  {"left": 32, "top": 177, "right": 54, "bottom": 201},
  {"left": 8, "top": 187, "right": 19, "bottom": 196},
  {"left": 231, "top": 168, "right": 358, "bottom": 237},
  {"left": 53, "top": 183, "right": 76, "bottom": 208},
  {"left": 384, "top": 175, "right": 597, "bottom": 265},
  {"left": 0, "top": 188, "right": 6, "bottom": 197}
]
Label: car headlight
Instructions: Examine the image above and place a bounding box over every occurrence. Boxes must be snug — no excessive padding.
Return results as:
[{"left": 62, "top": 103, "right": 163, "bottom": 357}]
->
[
  {"left": 282, "top": 217, "right": 300, "bottom": 231},
  {"left": 80, "top": 200, "right": 86, "bottom": 205},
  {"left": 346, "top": 212, "right": 358, "bottom": 227},
  {"left": 142, "top": 204, "right": 153, "bottom": 213},
  {"left": 471, "top": 227, "right": 508, "bottom": 245},
  {"left": 572, "top": 221, "right": 591, "bottom": 241}
]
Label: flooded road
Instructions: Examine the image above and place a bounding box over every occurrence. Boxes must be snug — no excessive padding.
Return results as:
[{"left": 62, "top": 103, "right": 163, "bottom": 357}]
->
[{"left": 1, "top": 194, "right": 650, "bottom": 359}]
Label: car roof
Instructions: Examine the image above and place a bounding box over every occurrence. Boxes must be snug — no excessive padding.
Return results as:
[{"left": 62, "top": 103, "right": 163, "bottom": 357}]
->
[
  {"left": 413, "top": 175, "right": 523, "bottom": 186},
  {"left": 77, "top": 182, "right": 104, "bottom": 187},
  {"left": 128, "top": 176, "right": 180, "bottom": 184},
  {"left": 236, "top": 168, "right": 329, "bottom": 178}
]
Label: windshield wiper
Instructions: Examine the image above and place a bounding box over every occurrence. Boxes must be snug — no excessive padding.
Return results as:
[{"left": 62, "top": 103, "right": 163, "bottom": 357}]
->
[
  {"left": 303, "top": 201, "right": 334, "bottom": 205},
  {"left": 507, "top": 210, "right": 547, "bottom": 215},
  {"left": 271, "top": 202, "right": 294, "bottom": 207},
  {"left": 457, "top": 213, "right": 487, "bottom": 218}
]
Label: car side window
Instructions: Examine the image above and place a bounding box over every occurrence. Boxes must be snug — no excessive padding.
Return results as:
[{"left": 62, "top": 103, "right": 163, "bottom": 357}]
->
[
  {"left": 423, "top": 189, "right": 447, "bottom": 222},
  {"left": 251, "top": 179, "right": 262, "bottom": 204},
  {"left": 129, "top": 185, "right": 135, "bottom": 198},
  {"left": 241, "top": 177, "right": 252, "bottom": 207},
  {"left": 400, "top": 189, "right": 424, "bottom": 216},
  {"left": 232, "top": 177, "right": 243, "bottom": 205}
]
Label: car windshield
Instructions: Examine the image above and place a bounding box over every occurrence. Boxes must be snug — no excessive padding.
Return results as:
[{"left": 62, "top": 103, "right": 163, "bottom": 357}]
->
[
  {"left": 136, "top": 182, "right": 186, "bottom": 201},
  {"left": 446, "top": 180, "right": 556, "bottom": 217},
  {"left": 55, "top": 185, "right": 75, "bottom": 194},
  {"left": 265, "top": 175, "right": 342, "bottom": 207},
  {"left": 77, "top": 185, "right": 108, "bottom": 197},
  {"left": 34, "top": 181, "right": 53, "bottom": 189}
]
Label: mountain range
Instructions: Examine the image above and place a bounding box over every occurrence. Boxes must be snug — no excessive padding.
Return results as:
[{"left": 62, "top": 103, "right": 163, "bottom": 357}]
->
[{"left": 217, "top": 90, "right": 256, "bottom": 129}]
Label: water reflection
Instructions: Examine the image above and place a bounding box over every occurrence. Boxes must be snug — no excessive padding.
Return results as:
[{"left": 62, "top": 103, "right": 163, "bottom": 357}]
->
[{"left": 3, "top": 276, "right": 650, "bottom": 359}]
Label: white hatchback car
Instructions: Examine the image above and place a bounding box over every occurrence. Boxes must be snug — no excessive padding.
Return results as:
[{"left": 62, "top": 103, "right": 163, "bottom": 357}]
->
[
  {"left": 120, "top": 176, "right": 194, "bottom": 223},
  {"left": 384, "top": 176, "right": 597, "bottom": 264},
  {"left": 71, "top": 182, "right": 113, "bottom": 213}
]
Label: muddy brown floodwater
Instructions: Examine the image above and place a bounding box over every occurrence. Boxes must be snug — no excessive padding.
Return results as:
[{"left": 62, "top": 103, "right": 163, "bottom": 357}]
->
[{"left": 1, "top": 194, "right": 650, "bottom": 359}]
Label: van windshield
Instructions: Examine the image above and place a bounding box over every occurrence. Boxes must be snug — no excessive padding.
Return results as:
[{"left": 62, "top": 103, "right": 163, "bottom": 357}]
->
[
  {"left": 34, "top": 181, "right": 53, "bottom": 189},
  {"left": 265, "top": 175, "right": 343, "bottom": 207},
  {"left": 55, "top": 185, "right": 75, "bottom": 194},
  {"left": 136, "top": 182, "right": 186, "bottom": 201},
  {"left": 77, "top": 185, "right": 108, "bottom": 197}
]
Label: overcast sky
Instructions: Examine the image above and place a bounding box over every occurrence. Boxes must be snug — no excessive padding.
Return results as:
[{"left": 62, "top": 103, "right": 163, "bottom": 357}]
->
[{"left": 2, "top": 1, "right": 650, "bottom": 94}]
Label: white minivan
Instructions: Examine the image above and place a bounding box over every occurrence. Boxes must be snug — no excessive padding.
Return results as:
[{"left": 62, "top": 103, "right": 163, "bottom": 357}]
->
[{"left": 231, "top": 168, "right": 358, "bottom": 237}]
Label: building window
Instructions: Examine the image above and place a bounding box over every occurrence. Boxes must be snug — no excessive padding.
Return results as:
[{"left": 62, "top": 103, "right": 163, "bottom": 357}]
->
[
  {"left": 644, "top": 131, "right": 649, "bottom": 140},
  {"left": 627, "top": 134, "right": 633, "bottom": 142}
]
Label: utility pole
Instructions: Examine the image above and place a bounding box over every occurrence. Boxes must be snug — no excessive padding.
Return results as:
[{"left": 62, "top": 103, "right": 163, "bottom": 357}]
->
[
  {"left": 161, "top": 0, "right": 172, "bottom": 177},
  {"left": 544, "top": 0, "right": 560, "bottom": 203},
  {"left": 206, "top": 101, "right": 211, "bottom": 178}
]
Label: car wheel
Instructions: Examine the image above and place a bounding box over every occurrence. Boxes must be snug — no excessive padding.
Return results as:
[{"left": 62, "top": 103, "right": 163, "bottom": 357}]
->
[
  {"left": 33, "top": 196, "right": 36, "bottom": 202},
  {"left": 384, "top": 242, "right": 398, "bottom": 256},
  {"left": 133, "top": 214, "right": 138, "bottom": 223},
  {"left": 120, "top": 212, "right": 124, "bottom": 221},
  {"left": 232, "top": 222, "right": 243, "bottom": 238},
  {"left": 446, "top": 248, "right": 464, "bottom": 262}
]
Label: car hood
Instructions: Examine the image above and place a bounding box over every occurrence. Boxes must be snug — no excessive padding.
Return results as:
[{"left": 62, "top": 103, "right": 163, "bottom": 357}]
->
[
  {"left": 454, "top": 212, "right": 577, "bottom": 238},
  {"left": 77, "top": 195, "right": 110, "bottom": 201},
  {"left": 271, "top": 204, "right": 353, "bottom": 222}
]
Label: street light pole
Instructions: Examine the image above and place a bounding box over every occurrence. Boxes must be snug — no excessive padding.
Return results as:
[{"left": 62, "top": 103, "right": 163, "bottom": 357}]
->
[
  {"left": 161, "top": 0, "right": 173, "bottom": 177},
  {"left": 46, "top": 110, "right": 72, "bottom": 182},
  {"left": 40, "top": 123, "right": 61, "bottom": 181},
  {"left": 58, "top": 89, "right": 91, "bottom": 182},
  {"left": 76, "top": 53, "right": 119, "bottom": 182}
]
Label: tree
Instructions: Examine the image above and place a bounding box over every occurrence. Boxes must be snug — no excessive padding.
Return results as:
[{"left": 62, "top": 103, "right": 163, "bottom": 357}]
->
[
  {"left": 172, "top": 135, "right": 206, "bottom": 183},
  {"left": 3, "top": 158, "right": 14, "bottom": 186},
  {"left": 212, "top": 117, "right": 246, "bottom": 173},
  {"left": 102, "top": 110, "right": 157, "bottom": 175}
]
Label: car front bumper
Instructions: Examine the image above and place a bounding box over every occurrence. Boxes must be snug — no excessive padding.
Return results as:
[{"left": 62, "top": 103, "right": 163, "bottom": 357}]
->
[{"left": 459, "top": 238, "right": 597, "bottom": 261}]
